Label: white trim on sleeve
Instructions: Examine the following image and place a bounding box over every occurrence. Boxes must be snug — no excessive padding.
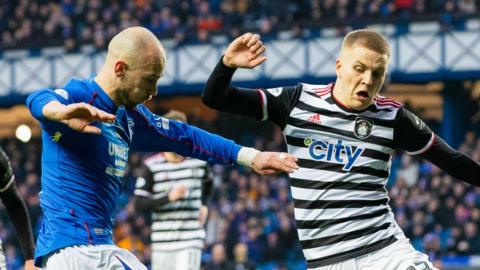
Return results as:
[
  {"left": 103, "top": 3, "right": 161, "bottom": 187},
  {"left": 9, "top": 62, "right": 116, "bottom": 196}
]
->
[
  {"left": 258, "top": 90, "right": 268, "bottom": 121},
  {"left": 406, "top": 133, "right": 435, "bottom": 155},
  {"left": 0, "top": 175, "right": 14, "bottom": 193},
  {"left": 134, "top": 189, "right": 152, "bottom": 197}
]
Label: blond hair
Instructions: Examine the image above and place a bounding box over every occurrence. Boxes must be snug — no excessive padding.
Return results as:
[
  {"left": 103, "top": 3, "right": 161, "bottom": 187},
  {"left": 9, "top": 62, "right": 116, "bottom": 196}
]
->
[{"left": 342, "top": 29, "right": 390, "bottom": 57}]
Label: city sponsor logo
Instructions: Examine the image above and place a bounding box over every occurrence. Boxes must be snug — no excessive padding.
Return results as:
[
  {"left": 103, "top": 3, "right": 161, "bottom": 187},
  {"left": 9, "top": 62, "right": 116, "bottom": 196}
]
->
[{"left": 304, "top": 137, "right": 363, "bottom": 171}]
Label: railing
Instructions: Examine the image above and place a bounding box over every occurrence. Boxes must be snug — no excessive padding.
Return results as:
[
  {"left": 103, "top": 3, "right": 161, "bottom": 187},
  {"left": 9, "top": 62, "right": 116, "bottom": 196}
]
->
[{"left": 0, "top": 22, "right": 479, "bottom": 106}]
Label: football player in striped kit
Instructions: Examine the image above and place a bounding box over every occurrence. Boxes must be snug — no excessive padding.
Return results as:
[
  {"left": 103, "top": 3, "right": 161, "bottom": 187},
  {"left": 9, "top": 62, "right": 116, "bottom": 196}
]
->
[
  {"left": 134, "top": 110, "right": 212, "bottom": 270},
  {"left": 202, "top": 30, "right": 480, "bottom": 270},
  {"left": 0, "top": 148, "right": 35, "bottom": 270}
]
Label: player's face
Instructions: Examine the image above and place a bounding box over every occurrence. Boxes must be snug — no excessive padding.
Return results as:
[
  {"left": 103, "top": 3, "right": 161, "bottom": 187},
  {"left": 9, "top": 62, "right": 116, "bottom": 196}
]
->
[
  {"left": 120, "top": 60, "right": 162, "bottom": 108},
  {"left": 335, "top": 45, "right": 389, "bottom": 111}
]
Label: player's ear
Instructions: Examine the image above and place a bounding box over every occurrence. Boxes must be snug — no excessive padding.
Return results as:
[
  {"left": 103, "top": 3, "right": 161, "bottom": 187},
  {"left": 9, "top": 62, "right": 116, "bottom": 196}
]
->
[
  {"left": 114, "top": 61, "right": 127, "bottom": 77},
  {"left": 335, "top": 58, "right": 342, "bottom": 78}
]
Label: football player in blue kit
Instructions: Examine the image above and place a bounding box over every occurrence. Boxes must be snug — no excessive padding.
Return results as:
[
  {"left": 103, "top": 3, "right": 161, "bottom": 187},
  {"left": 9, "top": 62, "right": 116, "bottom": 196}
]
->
[{"left": 27, "top": 27, "right": 298, "bottom": 269}]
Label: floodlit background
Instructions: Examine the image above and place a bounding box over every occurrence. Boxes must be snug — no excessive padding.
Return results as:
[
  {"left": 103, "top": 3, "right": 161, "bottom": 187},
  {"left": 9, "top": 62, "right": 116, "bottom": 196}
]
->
[{"left": 0, "top": 0, "right": 479, "bottom": 269}]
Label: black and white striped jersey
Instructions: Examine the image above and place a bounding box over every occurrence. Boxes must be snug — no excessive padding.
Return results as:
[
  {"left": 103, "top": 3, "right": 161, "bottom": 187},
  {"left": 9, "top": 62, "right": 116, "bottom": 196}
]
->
[
  {"left": 257, "top": 83, "right": 434, "bottom": 268},
  {"left": 134, "top": 153, "right": 211, "bottom": 251}
]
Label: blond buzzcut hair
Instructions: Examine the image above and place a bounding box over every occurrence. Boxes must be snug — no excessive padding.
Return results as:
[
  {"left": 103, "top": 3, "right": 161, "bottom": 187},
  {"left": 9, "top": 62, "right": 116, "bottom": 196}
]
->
[{"left": 342, "top": 29, "right": 391, "bottom": 57}]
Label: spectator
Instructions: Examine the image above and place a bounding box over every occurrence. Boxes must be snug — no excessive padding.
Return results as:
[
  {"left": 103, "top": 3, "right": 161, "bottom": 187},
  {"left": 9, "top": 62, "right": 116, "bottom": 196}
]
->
[
  {"left": 204, "top": 243, "right": 234, "bottom": 270},
  {"left": 232, "top": 243, "right": 255, "bottom": 270}
]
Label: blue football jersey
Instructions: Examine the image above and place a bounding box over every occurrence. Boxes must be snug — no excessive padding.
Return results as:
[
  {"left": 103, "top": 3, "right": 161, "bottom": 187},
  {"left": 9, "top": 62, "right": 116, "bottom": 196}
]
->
[{"left": 26, "top": 78, "right": 241, "bottom": 266}]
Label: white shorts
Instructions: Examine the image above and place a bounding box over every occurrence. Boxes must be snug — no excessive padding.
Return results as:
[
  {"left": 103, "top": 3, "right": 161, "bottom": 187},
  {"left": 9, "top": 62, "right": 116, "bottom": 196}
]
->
[
  {"left": 152, "top": 248, "right": 201, "bottom": 270},
  {"left": 42, "top": 244, "right": 147, "bottom": 270},
  {"left": 310, "top": 239, "right": 438, "bottom": 270}
]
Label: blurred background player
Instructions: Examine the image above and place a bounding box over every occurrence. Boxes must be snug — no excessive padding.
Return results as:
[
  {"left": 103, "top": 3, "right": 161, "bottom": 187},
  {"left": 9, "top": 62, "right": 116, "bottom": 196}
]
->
[
  {"left": 202, "top": 31, "right": 480, "bottom": 270},
  {"left": 0, "top": 148, "right": 35, "bottom": 270},
  {"left": 26, "top": 26, "right": 297, "bottom": 270},
  {"left": 134, "top": 110, "right": 213, "bottom": 270}
]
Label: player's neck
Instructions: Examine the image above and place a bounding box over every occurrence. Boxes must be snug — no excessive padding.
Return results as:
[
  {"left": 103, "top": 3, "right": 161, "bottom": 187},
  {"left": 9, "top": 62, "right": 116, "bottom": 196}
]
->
[
  {"left": 332, "top": 79, "right": 349, "bottom": 108},
  {"left": 95, "top": 71, "right": 121, "bottom": 106},
  {"left": 164, "top": 152, "right": 185, "bottom": 163}
]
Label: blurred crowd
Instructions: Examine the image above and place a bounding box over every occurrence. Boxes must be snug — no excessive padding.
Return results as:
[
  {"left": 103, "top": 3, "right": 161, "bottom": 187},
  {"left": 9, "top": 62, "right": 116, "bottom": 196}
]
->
[
  {"left": 0, "top": 112, "right": 479, "bottom": 270},
  {"left": 1, "top": 0, "right": 479, "bottom": 50}
]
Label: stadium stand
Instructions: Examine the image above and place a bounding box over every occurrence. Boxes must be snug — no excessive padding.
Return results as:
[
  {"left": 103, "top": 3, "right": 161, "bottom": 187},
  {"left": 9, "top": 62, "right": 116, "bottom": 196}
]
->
[{"left": 1, "top": 0, "right": 479, "bottom": 50}]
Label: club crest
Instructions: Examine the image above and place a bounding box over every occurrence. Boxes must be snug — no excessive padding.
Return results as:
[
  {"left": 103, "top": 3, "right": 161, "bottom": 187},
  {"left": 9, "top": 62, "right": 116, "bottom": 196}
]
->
[
  {"left": 354, "top": 117, "right": 373, "bottom": 139},
  {"left": 266, "top": 87, "right": 283, "bottom": 97}
]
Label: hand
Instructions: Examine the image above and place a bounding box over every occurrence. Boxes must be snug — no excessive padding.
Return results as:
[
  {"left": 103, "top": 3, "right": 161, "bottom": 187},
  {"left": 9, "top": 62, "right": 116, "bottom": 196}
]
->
[
  {"left": 199, "top": 205, "right": 208, "bottom": 226},
  {"left": 223, "top": 33, "right": 266, "bottom": 69},
  {"left": 24, "top": 259, "right": 37, "bottom": 270},
  {"left": 43, "top": 101, "right": 116, "bottom": 134},
  {"left": 168, "top": 184, "right": 188, "bottom": 202},
  {"left": 251, "top": 152, "right": 298, "bottom": 175}
]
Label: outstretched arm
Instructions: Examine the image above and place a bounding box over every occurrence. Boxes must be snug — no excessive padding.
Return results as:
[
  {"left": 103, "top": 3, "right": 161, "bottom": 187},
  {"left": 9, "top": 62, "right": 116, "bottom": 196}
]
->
[
  {"left": 394, "top": 107, "right": 479, "bottom": 184},
  {"left": 0, "top": 149, "right": 35, "bottom": 269},
  {"left": 131, "top": 106, "right": 298, "bottom": 175},
  {"left": 41, "top": 101, "right": 115, "bottom": 134},
  {"left": 27, "top": 89, "right": 115, "bottom": 134},
  {"left": 202, "top": 33, "right": 267, "bottom": 118},
  {"left": 420, "top": 136, "right": 480, "bottom": 185},
  {"left": 202, "top": 56, "right": 264, "bottom": 119},
  {"left": 203, "top": 33, "right": 302, "bottom": 129}
]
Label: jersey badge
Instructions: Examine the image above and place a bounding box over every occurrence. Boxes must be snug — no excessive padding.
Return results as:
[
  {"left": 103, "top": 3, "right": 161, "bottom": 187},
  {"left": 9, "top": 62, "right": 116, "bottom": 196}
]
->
[
  {"left": 266, "top": 87, "right": 283, "bottom": 97},
  {"left": 54, "top": 88, "right": 69, "bottom": 100},
  {"left": 51, "top": 131, "right": 62, "bottom": 142},
  {"left": 354, "top": 117, "right": 373, "bottom": 139},
  {"left": 161, "top": 118, "right": 169, "bottom": 130}
]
